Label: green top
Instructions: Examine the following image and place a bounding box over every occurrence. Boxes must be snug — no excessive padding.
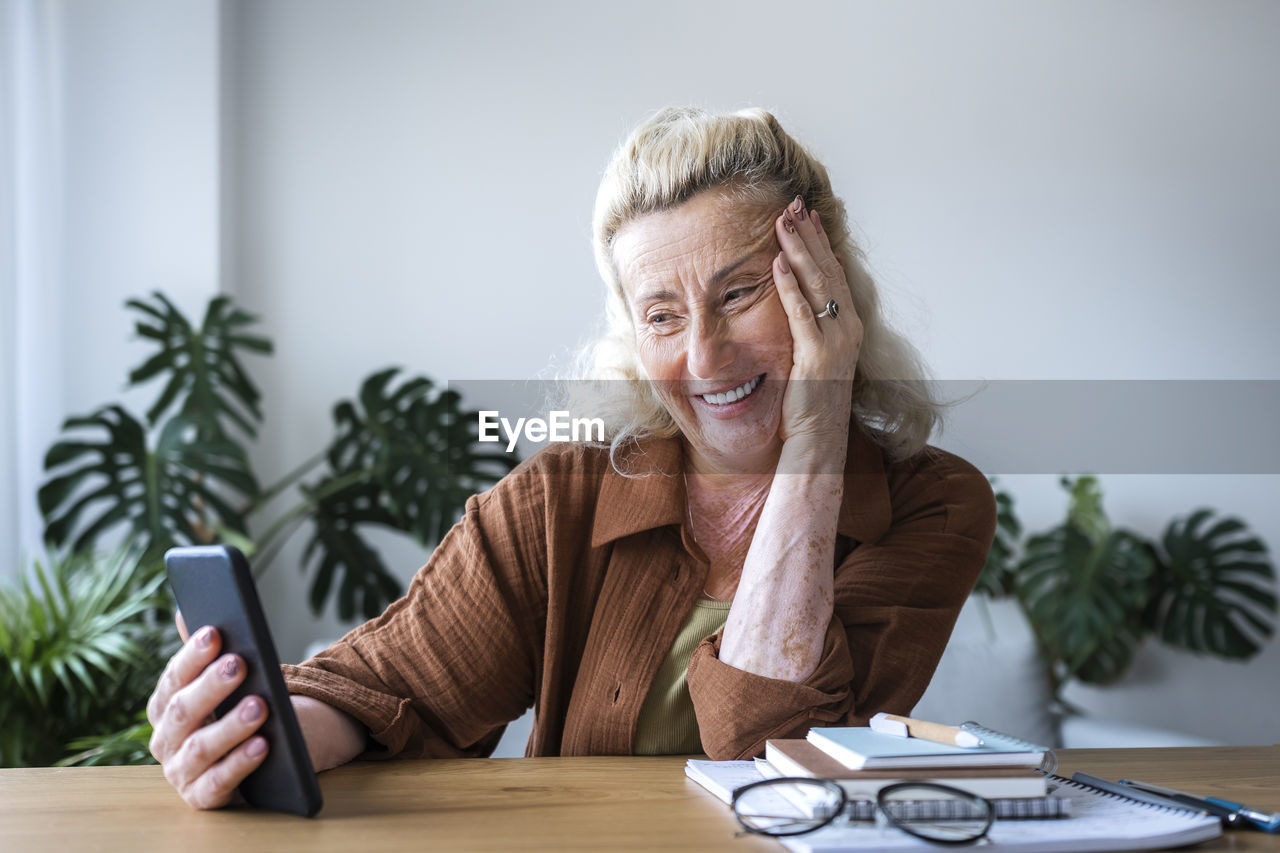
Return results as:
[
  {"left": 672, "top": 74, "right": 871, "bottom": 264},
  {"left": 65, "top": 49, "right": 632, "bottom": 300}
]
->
[{"left": 632, "top": 598, "right": 732, "bottom": 755}]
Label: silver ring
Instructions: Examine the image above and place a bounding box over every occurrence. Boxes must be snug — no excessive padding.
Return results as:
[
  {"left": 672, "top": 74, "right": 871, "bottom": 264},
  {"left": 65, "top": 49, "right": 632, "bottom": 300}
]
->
[{"left": 816, "top": 299, "right": 839, "bottom": 319}]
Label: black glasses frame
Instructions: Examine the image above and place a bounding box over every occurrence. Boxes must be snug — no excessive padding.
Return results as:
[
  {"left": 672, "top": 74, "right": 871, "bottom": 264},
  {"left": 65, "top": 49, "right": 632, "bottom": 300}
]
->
[{"left": 730, "top": 777, "right": 996, "bottom": 846}]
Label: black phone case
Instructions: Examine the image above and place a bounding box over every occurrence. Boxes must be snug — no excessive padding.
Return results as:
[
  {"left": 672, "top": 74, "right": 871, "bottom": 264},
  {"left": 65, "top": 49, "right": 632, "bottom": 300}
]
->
[{"left": 164, "top": 545, "right": 323, "bottom": 817}]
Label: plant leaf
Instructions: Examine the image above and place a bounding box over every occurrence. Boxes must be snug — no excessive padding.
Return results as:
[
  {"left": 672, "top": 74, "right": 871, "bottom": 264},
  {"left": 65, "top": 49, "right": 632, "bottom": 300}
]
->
[
  {"left": 125, "top": 292, "right": 273, "bottom": 437},
  {"left": 0, "top": 548, "right": 169, "bottom": 766},
  {"left": 1016, "top": 518, "right": 1154, "bottom": 687},
  {"left": 301, "top": 487, "right": 402, "bottom": 620},
  {"left": 1064, "top": 475, "right": 1108, "bottom": 546},
  {"left": 298, "top": 369, "right": 518, "bottom": 618},
  {"left": 1145, "top": 508, "right": 1277, "bottom": 659},
  {"left": 974, "top": 480, "right": 1021, "bottom": 597},
  {"left": 39, "top": 407, "right": 258, "bottom": 554}
]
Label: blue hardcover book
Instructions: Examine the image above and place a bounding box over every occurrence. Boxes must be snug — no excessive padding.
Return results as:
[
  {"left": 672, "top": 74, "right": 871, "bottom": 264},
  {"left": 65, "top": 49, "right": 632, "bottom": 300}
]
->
[{"left": 806, "top": 725, "right": 1048, "bottom": 770}]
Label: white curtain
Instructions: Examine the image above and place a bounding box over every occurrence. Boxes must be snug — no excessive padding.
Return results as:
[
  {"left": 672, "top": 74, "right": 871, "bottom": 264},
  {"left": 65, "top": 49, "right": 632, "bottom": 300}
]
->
[
  {"left": 1, "top": 0, "right": 225, "bottom": 579},
  {"left": 0, "top": 0, "right": 14, "bottom": 578},
  {"left": 1, "top": 0, "right": 65, "bottom": 579}
]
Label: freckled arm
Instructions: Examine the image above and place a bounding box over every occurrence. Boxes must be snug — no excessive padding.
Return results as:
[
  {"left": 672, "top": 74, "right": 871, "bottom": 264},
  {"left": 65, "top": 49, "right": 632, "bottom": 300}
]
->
[
  {"left": 718, "top": 435, "right": 846, "bottom": 681},
  {"left": 714, "top": 200, "right": 858, "bottom": 681}
]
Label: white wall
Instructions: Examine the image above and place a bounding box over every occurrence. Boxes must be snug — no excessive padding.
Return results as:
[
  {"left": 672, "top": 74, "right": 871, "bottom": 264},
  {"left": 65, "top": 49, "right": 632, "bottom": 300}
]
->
[
  {"left": 10, "top": 0, "right": 1279, "bottom": 748},
  {"left": 56, "top": 0, "right": 224, "bottom": 411}
]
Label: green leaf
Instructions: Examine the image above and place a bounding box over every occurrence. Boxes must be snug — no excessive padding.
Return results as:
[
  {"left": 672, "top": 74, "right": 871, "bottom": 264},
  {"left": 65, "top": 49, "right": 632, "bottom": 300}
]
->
[
  {"left": 975, "top": 480, "right": 1021, "bottom": 597},
  {"left": 39, "top": 406, "right": 258, "bottom": 554},
  {"left": 1145, "top": 508, "right": 1277, "bottom": 659},
  {"left": 1064, "top": 475, "right": 1108, "bottom": 546},
  {"left": 125, "top": 292, "right": 272, "bottom": 437},
  {"left": 298, "top": 369, "right": 518, "bottom": 618},
  {"left": 56, "top": 713, "right": 158, "bottom": 767},
  {"left": 302, "top": 490, "right": 402, "bottom": 620},
  {"left": 0, "top": 548, "right": 169, "bottom": 766},
  {"left": 64, "top": 655, "right": 98, "bottom": 697},
  {"left": 1015, "top": 482, "right": 1154, "bottom": 688}
]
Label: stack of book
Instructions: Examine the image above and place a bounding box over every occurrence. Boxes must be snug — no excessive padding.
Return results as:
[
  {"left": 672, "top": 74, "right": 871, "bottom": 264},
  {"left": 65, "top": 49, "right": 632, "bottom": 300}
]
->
[
  {"left": 685, "top": 720, "right": 1227, "bottom": 851},
  {"left": 760, "top": 723, "right": 1061, "bottom": 814}
]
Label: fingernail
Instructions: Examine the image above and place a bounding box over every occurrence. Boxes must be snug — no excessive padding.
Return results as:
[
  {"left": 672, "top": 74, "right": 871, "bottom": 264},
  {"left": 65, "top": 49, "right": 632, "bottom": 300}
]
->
[
  {"left": 219, "top": 656, "right": 239, "bottom": 679},
  {"left": 239, "top": 698, "right": 263, "bottom": 722},
  {"left": 811, "top": 209, "right": 823, "bottom": 232},
  {"left": 782, "top": 210, "right": 796, "bottom": 234},
  {"left": 777, "top": 252, "right": 791, "bottom": 274},
  {"left": 792, "top": 195, "right": 804, "bottom": 215},
  {"left": 197, "top": 627, "right": 214, "bottom": 648},
  {"left": 246, "top": 737, "right": 267, "bottom": 757}
]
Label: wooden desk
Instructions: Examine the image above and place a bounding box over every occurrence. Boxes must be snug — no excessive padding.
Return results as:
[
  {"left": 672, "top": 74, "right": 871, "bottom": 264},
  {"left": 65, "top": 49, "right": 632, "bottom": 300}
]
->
[{"left": 0, "top": 747, "right": 1276, "bottom": 852}]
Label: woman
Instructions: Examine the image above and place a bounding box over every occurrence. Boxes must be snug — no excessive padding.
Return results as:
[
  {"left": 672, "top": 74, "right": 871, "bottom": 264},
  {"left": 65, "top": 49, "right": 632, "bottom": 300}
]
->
[{"left": 146, "top": 107, "right": 996, "bottom": 809}]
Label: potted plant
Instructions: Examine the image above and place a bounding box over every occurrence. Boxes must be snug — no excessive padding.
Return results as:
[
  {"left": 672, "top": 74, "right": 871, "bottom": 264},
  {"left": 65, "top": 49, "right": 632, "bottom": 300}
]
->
[
  {"left": 0, "top": 548, "right": 166, "bottom": 766},
  {"left": 977, "top": 476, "right": 1276, "bottom": 698}
]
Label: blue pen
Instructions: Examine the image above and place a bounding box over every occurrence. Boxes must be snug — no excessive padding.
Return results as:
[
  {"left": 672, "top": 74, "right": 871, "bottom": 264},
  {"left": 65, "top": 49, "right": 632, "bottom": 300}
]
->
[{"left": 1118, "top": 778, "right": 1280, "bottom": 833}]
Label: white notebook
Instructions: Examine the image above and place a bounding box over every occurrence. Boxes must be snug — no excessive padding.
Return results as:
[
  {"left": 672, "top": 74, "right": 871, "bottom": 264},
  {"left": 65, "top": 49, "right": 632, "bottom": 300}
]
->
[
  {"left": 806, "top": 723, "right": 1047, "bottom": 770},
  {"left": 685, "top": 761, "right": 1222, "bottom": 853}
]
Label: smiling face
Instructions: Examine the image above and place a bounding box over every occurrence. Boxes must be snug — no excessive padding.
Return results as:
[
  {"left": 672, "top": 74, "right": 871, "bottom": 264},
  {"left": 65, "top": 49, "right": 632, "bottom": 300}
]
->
[{"left": 612, "top": 189, "right": 793, "bottom": 473}]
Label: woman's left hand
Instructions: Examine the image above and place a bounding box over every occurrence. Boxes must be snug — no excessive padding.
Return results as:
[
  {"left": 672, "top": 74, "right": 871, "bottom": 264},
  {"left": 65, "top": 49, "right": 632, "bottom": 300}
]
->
[{"left": 771, "top": 195, "right": 864, "bottom": 446}]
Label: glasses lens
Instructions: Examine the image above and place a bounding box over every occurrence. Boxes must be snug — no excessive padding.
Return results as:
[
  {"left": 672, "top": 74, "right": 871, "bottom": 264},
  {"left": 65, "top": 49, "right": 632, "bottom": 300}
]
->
[
  {"left": 733, "top": 778, "right": 845, "bottom": 837},
  {"left": 878, "top": 783, "right": 994, "bottom": 845}
]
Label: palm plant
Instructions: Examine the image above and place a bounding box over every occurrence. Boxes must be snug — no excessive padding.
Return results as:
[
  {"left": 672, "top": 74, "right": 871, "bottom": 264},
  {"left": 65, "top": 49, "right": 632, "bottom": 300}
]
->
[
  {"left": 0, "top": 548, "right": 172, "bottom": 767},
  {"left": 977, "top": 476, "right": 1277, "bottom": 697}
]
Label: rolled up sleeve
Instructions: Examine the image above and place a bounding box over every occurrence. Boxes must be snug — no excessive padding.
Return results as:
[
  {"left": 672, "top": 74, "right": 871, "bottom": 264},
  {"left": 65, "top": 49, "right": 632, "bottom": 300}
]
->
[
  {"left": 688, "top": 617, "right": 855, "bottom": 760},
  {"left": 280, "top": 664, "right": 428, "bottom": 760},
  {"left": 281, "top": 467, "right": 549, "bottom": 760}
]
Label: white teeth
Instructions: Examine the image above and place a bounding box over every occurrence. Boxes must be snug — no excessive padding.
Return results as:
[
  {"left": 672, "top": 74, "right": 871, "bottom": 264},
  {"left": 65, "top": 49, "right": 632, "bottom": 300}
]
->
[{"left": 701, "top": 375, "right": 762, "bottom": 406}]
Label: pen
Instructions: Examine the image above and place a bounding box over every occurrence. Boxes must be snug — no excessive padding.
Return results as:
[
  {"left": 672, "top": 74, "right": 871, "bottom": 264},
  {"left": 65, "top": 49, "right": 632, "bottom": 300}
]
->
[
  {"left": 1118, "top": 779, "right": 1280, "bottom": 833},
  {"left": 869, "top": 712, "right": 985, "bottom": 748},
  {"left": 1072, "top": 770, "right": 1243, "bottom": 827}
]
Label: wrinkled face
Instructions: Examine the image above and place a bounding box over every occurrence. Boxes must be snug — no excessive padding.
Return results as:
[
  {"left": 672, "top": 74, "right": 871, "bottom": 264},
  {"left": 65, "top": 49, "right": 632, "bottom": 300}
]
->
[{"left": 612, "top": 189, "right": 793, "bottom": 470}]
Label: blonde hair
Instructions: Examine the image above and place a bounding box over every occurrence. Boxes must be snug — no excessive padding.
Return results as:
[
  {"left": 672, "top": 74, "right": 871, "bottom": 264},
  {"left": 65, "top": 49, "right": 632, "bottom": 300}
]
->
[{"left": 573, "top": 106, "right": 939, "bottom": 465}]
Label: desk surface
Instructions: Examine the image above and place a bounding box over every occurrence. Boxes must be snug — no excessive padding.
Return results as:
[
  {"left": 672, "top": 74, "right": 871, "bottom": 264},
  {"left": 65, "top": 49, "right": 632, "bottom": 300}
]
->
[{"left": 0, "top": 746, "right": 1276, "bottom": 852}]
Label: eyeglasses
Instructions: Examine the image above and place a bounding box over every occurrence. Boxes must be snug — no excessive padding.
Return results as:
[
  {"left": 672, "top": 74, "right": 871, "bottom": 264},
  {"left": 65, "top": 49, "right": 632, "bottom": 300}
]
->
[{"left": 731, "top": 777, "right": 995, "bottom": 846}]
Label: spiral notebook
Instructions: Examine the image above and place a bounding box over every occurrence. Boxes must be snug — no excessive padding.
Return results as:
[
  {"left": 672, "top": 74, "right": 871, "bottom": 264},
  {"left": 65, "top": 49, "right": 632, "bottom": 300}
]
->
[
  {"left": 777, "top": 773, "right": 1222, "bottom": 853},
  {"left": 753, "top": 755, "right": 1068, "bottom": 818}
]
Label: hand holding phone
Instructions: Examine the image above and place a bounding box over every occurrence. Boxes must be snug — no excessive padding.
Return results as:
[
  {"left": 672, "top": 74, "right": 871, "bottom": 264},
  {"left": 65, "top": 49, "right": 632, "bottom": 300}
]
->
[
  {"left": 146, "top": 617, "right": 271, "bottom": 810},
  {"left": 151, "top": 545, "right": 323, "bottom": 817}
]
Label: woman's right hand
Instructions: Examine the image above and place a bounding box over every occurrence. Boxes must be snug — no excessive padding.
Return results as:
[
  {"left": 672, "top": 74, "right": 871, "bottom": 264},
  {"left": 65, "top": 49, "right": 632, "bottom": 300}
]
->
[{"left": 146, "top": 613, "right": 270, "bottom": 810}]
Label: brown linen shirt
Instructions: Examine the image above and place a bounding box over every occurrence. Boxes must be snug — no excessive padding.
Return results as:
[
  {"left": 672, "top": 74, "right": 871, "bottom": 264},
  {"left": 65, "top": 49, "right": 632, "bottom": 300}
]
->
[{"left": 281, "top": 427, "right": 996, "bottom": 761}]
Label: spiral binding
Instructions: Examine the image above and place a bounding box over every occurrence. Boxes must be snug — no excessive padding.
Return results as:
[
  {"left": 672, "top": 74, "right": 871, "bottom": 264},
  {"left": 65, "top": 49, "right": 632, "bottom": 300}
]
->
[
  {"left": 959, "top": 720, "right": 1059, "bottom": 776},
  {"left": 843, "top": 795, "right": 1073, "bottom": 821},
  {"left": 1062, "top": 773, "right": 1202, "bottom": 815}
]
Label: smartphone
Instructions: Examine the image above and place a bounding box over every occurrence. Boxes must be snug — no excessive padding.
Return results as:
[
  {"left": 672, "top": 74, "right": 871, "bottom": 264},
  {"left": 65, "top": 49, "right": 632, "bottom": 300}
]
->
[{"left": 164, "top": 545, "right": 323, "bottom": 817}]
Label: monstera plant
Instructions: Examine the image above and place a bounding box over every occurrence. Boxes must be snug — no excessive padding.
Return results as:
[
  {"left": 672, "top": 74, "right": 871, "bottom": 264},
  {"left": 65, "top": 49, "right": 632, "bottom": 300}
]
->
[
  {"left": 40, "top": 295, "right": 264, "bottom": 557},
  {"left": 977, "top": 476, "right": 1276, "bottom": 697},
  {"left": 3, "top": 291, "right": 518, "bottom": 767},
  {"left": 37, "top": 292, "right": 517, "bottom": 621}
]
